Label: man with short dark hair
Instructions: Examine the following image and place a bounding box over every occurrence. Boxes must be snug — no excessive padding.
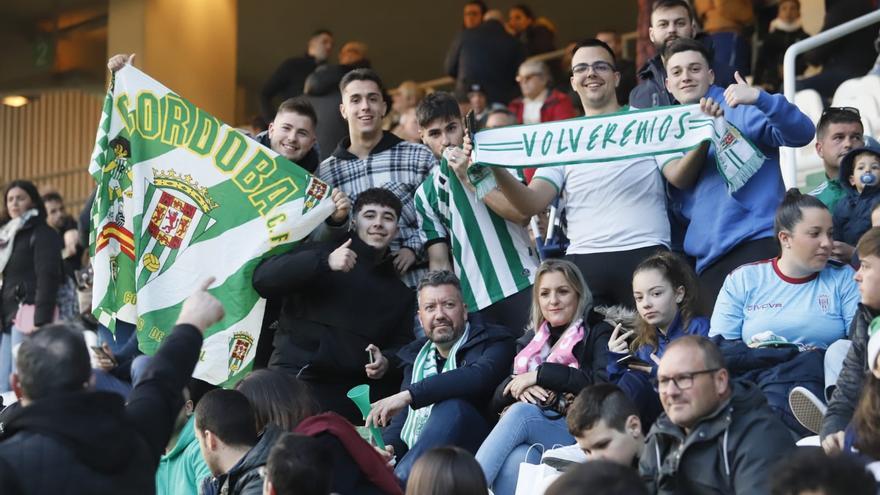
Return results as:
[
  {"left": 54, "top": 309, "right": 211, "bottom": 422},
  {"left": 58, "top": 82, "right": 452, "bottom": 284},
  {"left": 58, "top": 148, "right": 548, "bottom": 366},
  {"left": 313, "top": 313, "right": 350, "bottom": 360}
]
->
[
  {"left": 809, "top": 107, "right": 866, "bottom": 212},
  {"left": 255, "top": 96, "right": 322, "bottom": 173},
  {"left": 770, "top": 447, "right": 877, "bottom": 495},
  {"left": 316, "top": 69, "right": 437, "bottom": 288},
  {"left": 566, "top": 384, "right": 645, "bottom": 467},
  {"left": 414, "top": 91, "right": 536, "bottom": 334},
  {"left": 262, "top": 433, "right": 331, "bottom": 495},
  {"left": 662, "top": 37, "right": 815, "bottom": 310},
  {"left": 630, "top": 0, "right": 697, "bottom": 108},
  {"left": 366, "top": 271, "right": 514, "bottom": 484},
  {"left": 467, "top": 38, "right": 712, "bottom": 308},
  {"left": 253, "top": 187, "right": 415, "bottom": 422},
  {"left": 546, "top": 460, "right": 648, "bottom": 495},
  {"left": 195, "top": 389, "right": 281, "bottom": 495},
  {"left": 261, "top": 29, "right": 334, "bottom": 122},
  {"left": 0, "top": 280, "right": 224, "bottom": 494},
  {"left": 639, "top": 336, "right": 795, "bottom": 495}
]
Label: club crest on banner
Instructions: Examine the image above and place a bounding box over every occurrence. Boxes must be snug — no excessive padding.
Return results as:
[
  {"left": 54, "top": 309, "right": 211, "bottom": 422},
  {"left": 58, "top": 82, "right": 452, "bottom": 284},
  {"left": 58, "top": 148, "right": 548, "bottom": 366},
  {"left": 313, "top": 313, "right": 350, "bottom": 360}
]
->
[
  {"left": 302, "top": 177, "right": 329, "bottom": 215},
  {"left": 228, "top": 332, "right": 255, "bottom": 377}
]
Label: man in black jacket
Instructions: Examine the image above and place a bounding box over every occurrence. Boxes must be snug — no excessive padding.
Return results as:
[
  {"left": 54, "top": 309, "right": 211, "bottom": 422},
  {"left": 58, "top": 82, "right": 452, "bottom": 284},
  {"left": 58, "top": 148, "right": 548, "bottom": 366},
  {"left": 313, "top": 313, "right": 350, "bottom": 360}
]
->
[
  {"left": 822, "top": 227, "right": 880, "bottom": 452},
  {"left": 0, "top": 279, "right": 223, "bottom": 494},
  {"left": 260, "top": 29, "right": 333, "bottom": 122},
  {"left": 629, "top": 0, "right": 696, "bottom": 109},
  {"left": 255, "top": 96, "right": 322, "bottom": 174},
  {"left": 253, "top": 187, "right": 415, "bottom": 423},
  {"left": 365, "top": 271, "right": 514, "bottom": 484},
  {"left": 195, "top": 389, "right": 281, "bottom": 495}
]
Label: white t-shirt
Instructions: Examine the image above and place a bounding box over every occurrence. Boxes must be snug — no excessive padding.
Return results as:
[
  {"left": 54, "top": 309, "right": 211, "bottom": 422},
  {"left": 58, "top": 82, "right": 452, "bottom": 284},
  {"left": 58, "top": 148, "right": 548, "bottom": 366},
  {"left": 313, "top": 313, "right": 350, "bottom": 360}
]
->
[
  {"left": 523, "top": 98, "right": 544, "bottom": 125},
  {"left": 533, "top": 153, "right": 680, "bottom": 254}
]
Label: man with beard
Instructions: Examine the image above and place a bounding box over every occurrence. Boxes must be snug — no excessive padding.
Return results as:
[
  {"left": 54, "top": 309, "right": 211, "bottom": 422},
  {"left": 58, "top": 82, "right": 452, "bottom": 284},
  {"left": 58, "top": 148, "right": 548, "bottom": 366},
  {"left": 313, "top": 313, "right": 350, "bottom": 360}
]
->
[
  {"left": 630, "top": 0, "right": 697, "bottom": 109},
  {"left": 366, "top": 271, "right": 514, "bottom": 484}
]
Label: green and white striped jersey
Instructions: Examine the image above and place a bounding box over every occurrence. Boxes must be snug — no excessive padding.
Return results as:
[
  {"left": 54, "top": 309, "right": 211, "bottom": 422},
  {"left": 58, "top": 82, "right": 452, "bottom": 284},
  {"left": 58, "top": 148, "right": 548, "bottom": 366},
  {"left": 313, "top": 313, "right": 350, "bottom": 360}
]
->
[{"left": 414, "top": 159, "right": 537, "bottom": 311}]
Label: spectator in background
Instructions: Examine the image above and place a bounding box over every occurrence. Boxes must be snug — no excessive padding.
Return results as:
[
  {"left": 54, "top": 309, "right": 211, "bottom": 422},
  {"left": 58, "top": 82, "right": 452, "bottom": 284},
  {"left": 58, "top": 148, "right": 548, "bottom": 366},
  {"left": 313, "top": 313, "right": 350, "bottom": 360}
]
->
[
  {"left": 42, "top": 191, "right": 82, "bottom": 320},
  {"left": 546, "top": 461, "right": 648, "bottom": 495},
  {"left": 694, "top": 0, "right": 755, "bottom": 86},
  {"left": 507, "top": 4, "right": 556, "bottom": 56},
  {"left": 390, "top": 81, "right": 426, "bottom": 128},
  {"left": 809, "top": 107, "right": 866, "bottom": 212},
  {"left": 752, "top": 0, "right": 809, "bottom": 93},
  {"left": 195, "top": 389, "right": 282, "bottom": 495},
  {"left": 832, "top": 144, "right": 880, "bottom": 263},
  {"left": 304, "top": 41, "right": 371, "bottom": 159},
  {"left": 261, "top": 29, "right": 334, "bottom": 123},
  {"left": 630, "top": 0, "right": 697, "bottom": 109},
  {"left": 509, "top": 59, "right": 576, "bottom": 125},
  {"left": 156, "top": 379, "right": 217, "bottom": 495},
  {"left": 485, "top": 107, "right": 517, "bottom": 129},
  {"left": 596, "top": 30, "right": 637, "bottom": 105},
  {"left": 392, "top": 108, "right": 423, "bottom": 143},
  {"left": 262, "top": 434, "right": 332, "bottom": 495},
  {"left": 799, "top": 0, "right": 880, "bottom": 101},
  {"left": 0, "top": 180, "right": 62, "bottom": 393},
  {"left": 0, "top": 280, "right": 223, "bottom": 494},
  {"left": 405, "top": 447, "right": 488, "bottom": 495},
  {"left": 461, "top": 1, "right": 486, "bottom": 29},
  {"left": 446, "top": 9, "right": 525, "bottom": 105},
  {"left": 467, "top": 83, "right": 490, "bottom": 129},
  {"left": 770, "top": 448, "right": 877, "bottom": 495},
  {"left": 639, "top": 336, "right": 796, "bottom": 495}
]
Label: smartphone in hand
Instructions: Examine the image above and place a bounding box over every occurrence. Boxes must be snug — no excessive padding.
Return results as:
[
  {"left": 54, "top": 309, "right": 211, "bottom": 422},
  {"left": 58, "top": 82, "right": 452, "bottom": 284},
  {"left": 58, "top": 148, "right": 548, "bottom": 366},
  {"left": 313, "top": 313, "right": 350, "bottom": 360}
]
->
[
  {"left": 616, "top": 354, "right": 651, "bottom": 368},
  {"left": 91, "top": 345, "right": 117, "bottom": 366}
]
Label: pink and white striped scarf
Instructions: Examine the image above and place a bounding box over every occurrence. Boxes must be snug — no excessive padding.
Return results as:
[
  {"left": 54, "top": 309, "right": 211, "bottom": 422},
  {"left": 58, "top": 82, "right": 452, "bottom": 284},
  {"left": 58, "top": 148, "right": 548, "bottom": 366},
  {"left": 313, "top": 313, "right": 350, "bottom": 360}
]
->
[{"left": 513, "top": 318, "right": 585, "bottom": 375}]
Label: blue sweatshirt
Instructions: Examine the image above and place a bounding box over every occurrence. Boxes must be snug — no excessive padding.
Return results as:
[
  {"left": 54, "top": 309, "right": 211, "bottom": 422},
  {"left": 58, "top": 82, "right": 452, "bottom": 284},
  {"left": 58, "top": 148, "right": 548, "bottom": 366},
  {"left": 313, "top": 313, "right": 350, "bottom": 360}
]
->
[{"left": 676, "top": 86, "right": 815, "bottom": 273}]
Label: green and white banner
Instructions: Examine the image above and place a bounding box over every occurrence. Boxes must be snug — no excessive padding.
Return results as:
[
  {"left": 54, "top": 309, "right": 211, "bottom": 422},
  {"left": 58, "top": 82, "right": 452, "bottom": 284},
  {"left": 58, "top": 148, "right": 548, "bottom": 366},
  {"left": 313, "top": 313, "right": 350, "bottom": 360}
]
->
[
  {"left": 89, "top": 65, "right": 334, "bottom": 387},
  {"left": 472, "top": 104, "right": 766, "bottom": 192}
]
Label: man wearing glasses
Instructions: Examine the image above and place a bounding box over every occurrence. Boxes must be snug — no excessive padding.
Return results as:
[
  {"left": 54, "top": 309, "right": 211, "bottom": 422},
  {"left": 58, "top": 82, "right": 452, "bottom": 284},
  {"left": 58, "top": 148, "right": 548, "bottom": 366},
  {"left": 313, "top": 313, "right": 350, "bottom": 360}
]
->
[
  {"left": 640, "top": 335, "right": 795, "bottom": 495},
  {"left": 474, "top": 38, "right": 713, "bottom": 309}
]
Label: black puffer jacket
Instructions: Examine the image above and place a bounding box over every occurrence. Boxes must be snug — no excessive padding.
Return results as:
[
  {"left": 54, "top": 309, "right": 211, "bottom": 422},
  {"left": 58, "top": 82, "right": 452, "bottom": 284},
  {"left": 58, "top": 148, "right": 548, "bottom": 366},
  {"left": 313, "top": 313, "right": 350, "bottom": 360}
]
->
[
  {"left": 1, "top": 215, "right": 62, "bottom": 330},
  {"left": 822, "top": 304, "right": 876, "bottom": 438},
  {"left": 640, "top": 381, "right": 796, "bottom": 495},
  {"left": 200, "top": 426, "right": 282, "bottom": 495},
  {"left": 0, "top": 323, "right": 203, "bottom": 494}
]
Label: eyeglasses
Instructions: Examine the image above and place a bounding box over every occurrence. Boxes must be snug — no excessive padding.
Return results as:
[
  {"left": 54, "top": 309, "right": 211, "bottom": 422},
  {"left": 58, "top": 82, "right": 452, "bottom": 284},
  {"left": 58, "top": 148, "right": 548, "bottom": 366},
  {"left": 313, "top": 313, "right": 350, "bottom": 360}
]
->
[
  {"left": 571, "top": 61, "right": 616, "bottom": 75},
  {"left": 820, "top": 106, "right": 861, "bottom": 119},
  {"left": 654, "top": 368, "right": 720, "bottom": 391}
]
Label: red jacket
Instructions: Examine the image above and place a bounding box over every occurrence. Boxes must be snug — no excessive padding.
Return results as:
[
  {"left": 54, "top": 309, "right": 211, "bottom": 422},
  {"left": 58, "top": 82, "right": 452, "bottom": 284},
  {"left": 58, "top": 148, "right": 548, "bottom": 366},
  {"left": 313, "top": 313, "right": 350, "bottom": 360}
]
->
[{"left": 508, "top": 89, "right": 577, "bottom": 182}]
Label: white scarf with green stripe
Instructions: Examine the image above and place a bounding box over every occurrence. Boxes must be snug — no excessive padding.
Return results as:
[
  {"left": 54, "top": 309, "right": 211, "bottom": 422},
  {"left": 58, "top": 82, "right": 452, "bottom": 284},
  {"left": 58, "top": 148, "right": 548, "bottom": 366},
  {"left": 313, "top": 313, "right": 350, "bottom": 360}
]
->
[
  {"left": 400, "top": 325, "right": 471, "bottom": 449},
  {"left": 470, "top": 104, "right": 765, "bottom": 195}
]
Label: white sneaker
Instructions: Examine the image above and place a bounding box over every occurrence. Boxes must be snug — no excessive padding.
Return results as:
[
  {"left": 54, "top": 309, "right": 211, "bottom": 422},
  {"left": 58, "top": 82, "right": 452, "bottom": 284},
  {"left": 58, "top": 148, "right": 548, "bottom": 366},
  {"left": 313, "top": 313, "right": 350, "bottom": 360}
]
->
[{"left": 789, "top": 386, "right": 827, "bottom": 435}]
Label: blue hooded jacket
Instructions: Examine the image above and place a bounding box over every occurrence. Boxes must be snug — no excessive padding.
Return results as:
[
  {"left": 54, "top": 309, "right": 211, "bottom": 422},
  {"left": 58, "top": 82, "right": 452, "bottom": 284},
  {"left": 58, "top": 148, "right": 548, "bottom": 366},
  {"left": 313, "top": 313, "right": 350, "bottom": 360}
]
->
[
  {"left": 832, "top": 144, "right": 880, "bottom": 247},
  {"left": 675, "top": 86, "right": 815, "bottom": 273}
]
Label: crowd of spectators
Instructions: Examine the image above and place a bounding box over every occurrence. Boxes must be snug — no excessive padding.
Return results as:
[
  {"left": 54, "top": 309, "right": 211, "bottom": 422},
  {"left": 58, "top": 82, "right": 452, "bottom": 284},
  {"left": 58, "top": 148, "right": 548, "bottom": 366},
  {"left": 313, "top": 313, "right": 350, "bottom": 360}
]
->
[{"left": 3, "top": 1, "right": 880, "bottom": 494}]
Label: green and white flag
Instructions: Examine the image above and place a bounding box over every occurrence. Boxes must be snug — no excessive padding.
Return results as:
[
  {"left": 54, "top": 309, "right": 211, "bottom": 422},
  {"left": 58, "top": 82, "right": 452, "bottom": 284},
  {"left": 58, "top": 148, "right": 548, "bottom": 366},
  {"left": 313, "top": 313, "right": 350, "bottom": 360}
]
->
[
  {"left": 472, "top": 104, "right": 765, "bottom": 193},
  {"left": 88, "top": 65, "right": 335, "bottom": 387}
]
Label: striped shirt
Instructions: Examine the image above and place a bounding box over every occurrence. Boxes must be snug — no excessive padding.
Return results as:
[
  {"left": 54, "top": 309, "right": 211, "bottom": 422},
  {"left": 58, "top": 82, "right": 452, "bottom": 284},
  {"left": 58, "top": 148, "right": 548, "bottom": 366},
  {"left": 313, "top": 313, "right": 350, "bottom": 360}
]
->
[
  {"left": 317, "top": 132, "right": 437, "bottom": 288},
  {"left": 414, "top": 159, "right": 538, "bottom": 311}
]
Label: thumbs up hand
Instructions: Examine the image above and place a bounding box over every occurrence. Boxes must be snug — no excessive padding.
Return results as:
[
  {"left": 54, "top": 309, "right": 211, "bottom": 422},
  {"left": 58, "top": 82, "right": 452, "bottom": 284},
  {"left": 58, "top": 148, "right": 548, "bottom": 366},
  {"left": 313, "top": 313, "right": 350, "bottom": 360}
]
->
[
  {"left": 328, "top": 238, "right": 357, "bottom": 272},
  {"left": 723, "top": 71, "right": 760, "bottom": 108}
]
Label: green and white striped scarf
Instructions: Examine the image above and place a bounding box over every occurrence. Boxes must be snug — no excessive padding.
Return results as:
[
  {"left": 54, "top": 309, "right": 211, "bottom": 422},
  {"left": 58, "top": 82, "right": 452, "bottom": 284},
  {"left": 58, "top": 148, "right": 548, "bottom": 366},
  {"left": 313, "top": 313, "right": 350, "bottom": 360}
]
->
[{"left": 400, "top": 324, "right": 471, "bottom": 449}]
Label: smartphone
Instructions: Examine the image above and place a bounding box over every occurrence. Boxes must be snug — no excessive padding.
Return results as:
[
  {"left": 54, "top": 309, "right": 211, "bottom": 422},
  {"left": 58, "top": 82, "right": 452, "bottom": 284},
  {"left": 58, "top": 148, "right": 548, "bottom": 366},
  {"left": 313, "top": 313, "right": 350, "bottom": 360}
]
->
[
  {"left": 91, "top": 345, "right": 117, "bottom": 365},
  {"left": 366, "top": 348, "right": 375, "bottom": 365},
  {"left": 465, "top": 109, "right": 476, "bottom": 142},
  {"left": 616, "top": 354, "right": 651, "bottom": 368}
]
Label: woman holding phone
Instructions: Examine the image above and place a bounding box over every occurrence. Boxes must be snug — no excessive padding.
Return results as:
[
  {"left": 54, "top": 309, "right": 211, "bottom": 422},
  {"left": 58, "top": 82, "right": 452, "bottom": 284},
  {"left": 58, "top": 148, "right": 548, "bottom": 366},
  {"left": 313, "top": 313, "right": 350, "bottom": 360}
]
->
[{"left": 606, "top": 251, "right": 710, "bottom": 424}]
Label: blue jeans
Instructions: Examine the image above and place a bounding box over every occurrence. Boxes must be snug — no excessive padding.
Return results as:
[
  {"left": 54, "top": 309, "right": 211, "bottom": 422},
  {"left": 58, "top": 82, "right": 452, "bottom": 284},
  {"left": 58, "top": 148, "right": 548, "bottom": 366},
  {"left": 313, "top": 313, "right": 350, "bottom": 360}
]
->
[
  {"left": 0, "top": 327, "right": 26, "bottom": 393},
  {"left": 475, "top": 402, "right": 575, "bottom": 495},
  {"left": 394, "top": 399, "right": 489, "bottom": 484}
]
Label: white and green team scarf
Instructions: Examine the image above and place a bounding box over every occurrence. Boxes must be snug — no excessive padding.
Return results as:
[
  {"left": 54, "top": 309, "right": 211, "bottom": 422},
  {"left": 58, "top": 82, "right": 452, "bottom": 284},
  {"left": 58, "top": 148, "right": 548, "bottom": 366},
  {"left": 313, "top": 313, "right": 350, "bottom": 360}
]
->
[
  {"left": 400, "top": 325, "right": 471, "bottom": 449},
  {"left": 469, "top": 104, "right": 765, "bottom": 196},
  {"left": 88, "top": 66, "right": 334, "bottom": 387}
]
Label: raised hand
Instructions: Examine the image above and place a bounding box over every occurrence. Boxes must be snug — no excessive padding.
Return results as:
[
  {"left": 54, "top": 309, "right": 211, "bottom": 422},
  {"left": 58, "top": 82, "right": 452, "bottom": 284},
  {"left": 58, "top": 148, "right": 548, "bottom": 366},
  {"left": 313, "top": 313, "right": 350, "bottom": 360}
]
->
[
  {"left": 723, "top": 71, "right": 760, "bottom": 108},
  {"left": 607, "top": 323, "right": 633, "bottom": 354},
  {"left": 328, "top": 238, "right": 357, "bottom": 272},
  {"left": 177, "top": 277, "right": 225, "bottom": 333},
  {"left": 108, "top": 53, "right": 135, "bottom": 72},
  {"left": 328, "top": 189, "right": 351, "bottom": 224}
]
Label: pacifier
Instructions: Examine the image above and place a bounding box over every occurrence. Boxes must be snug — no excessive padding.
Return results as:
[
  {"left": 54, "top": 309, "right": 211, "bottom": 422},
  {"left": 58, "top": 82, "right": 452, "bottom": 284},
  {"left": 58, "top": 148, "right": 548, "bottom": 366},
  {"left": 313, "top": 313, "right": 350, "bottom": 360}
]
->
[{"left": 862, "top": 172, "right": 877, "bottom": 186}]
